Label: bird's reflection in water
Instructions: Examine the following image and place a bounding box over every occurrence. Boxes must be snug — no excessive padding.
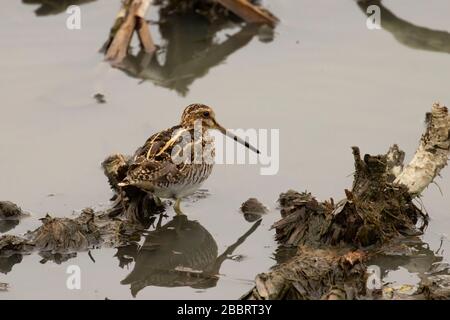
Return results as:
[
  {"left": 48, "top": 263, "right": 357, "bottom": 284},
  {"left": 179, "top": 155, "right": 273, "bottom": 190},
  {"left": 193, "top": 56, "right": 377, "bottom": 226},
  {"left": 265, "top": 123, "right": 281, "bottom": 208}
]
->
[
  {"left": 118, "top": 214, "right": 261, "bottom": 297},
  {"left": 117, "top": 13, "right": 268, "bottom": 96},
  {"left": 22, "top": 0, "right": 96, "bottom": 16}
]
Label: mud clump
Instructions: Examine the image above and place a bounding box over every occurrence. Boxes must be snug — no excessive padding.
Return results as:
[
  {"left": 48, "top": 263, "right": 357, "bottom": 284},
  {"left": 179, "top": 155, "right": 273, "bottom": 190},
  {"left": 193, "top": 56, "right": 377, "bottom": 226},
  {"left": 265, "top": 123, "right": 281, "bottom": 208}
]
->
[
  {"left": 0, "top": 201, "right": 29, "bottom": 233},
  {"left": 0, "top": 201, "right": 25, "bottom": 220},
  {"left": 240, "top": 198, "right": 268, "bottom": 222}
]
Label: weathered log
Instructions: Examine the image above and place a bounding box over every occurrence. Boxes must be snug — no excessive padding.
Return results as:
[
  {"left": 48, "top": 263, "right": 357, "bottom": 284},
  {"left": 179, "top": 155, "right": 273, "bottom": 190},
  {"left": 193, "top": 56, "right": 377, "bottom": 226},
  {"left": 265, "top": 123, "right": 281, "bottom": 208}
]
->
[
  {"left": 1, "top": 102, "right": 447, "bottom": 299},
  {"left": 394, "top": 103, "right": 450, "bottom": 196},
  {"left": 243, "top": 103, "right": 450, "bottom": 300},
  {"left": 104, "top": 0, "right": 155, "bottom": 64}
]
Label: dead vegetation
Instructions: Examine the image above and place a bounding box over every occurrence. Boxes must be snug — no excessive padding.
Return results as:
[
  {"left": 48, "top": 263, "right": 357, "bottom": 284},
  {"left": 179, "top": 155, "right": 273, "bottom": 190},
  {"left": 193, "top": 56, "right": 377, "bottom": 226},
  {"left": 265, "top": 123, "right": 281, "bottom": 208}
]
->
[
  {"left": 0, "top": 201, "right": 28, "bottom": 233},
  {"left": 243, "top": 103, "right": 450, "bottom": 300},
  {"left": 0, "top": 104, "right": 450, "bottom": 299},
  {"left": 1, "top": 104, "right": 449, "bottom": 299}
]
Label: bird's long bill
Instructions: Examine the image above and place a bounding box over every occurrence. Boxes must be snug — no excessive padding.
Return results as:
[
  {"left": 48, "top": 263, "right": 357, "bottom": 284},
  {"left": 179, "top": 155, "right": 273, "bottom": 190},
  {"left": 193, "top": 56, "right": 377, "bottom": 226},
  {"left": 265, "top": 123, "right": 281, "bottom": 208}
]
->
[{"left": 216, "top": 123, "right": 260, "bottom": 154}]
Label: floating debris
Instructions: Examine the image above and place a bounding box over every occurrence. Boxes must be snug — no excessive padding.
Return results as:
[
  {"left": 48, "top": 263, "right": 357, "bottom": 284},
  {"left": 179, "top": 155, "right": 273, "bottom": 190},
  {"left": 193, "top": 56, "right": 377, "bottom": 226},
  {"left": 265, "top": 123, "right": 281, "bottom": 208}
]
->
[
  {"left": 240, "top": 198, "right": 268, "bottom": 222},
  {"left": 229, "top": 254, "right": 245, "bottom": 262},
  {"left": 0, "top": 201, "right": 25, "bottom": 220},
  {"left": 0, "top": 201, "right": 28, "bottom": 233},
  {"left": 243, "top": 103, "right": 450, "bottom": 300},
  {"left": 93, "top": 93, "right": 106, "bottom": 104}
]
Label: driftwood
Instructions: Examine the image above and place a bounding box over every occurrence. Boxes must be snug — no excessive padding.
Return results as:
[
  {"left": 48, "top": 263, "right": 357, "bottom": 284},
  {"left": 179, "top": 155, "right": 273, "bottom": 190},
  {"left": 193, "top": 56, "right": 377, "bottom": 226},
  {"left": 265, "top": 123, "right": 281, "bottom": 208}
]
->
[
  {"left": 104, "top": 0, "right": 156, "bottom": 64},
  {"left": 103, "top": 0, "right": 277, "bottom": 64},
  {"left": 1, "top": 104, "right": 449, "bottom": 299},
  {"left": 243, "top": 103, "right": 450, "bottom": 300}
]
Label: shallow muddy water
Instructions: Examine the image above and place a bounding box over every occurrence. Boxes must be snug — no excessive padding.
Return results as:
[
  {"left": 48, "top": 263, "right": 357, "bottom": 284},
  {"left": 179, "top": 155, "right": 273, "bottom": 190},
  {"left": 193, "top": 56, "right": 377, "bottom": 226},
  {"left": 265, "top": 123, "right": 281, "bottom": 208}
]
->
[{"left": 1, "top": 0, "right": 449, "bottom": 299}]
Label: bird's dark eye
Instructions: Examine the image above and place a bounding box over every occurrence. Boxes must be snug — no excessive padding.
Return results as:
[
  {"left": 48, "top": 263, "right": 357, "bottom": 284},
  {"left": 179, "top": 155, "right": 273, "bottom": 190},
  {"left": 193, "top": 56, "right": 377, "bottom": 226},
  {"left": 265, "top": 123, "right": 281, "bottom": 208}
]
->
[{"left": 203, "top": 111, "right": 210, "bottom": 117}]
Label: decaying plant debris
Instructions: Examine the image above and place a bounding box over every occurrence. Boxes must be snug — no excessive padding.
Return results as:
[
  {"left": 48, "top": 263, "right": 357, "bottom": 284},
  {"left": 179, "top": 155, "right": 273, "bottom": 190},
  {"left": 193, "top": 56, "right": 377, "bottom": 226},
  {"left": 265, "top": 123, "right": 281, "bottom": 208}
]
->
[
  {"left": 242, "top": 103, "right": 450, "bottom": 300},
  {"left": 1, "top": 104, "right": 449, "bottom": 299},
  {"left": 103, "top": 0, "right": 278, "bottom": 64},
  {"left": 0, "top": 201, "right": 27, "bottom": 220},
  {"left": 0, "top": 153, "right": 261, "bottom": 284},
  {"left": 0, "top": 201, "right": 29, "bottom": 233},
  {"left": 240, "top": 198, "right": 268, "bottom": 222}
]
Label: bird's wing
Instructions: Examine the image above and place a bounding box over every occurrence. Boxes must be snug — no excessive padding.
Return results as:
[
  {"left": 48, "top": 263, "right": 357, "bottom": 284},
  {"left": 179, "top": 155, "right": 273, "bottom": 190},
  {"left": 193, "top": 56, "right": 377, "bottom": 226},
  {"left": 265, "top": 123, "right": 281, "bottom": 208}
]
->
[
  {"left": 121, "top": 126, "right": 196, "bottom": 187},
  {"left": 122, "top": 160, "right": 179, "bottom": 186},
  {"left": 133, "top": 125, "right": 190, "bottom": 161}
]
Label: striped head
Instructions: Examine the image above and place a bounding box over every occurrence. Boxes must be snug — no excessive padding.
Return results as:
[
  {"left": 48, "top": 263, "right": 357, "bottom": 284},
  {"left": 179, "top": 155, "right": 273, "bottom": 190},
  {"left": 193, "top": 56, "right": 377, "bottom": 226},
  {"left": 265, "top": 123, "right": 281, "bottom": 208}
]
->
[
  {"left": 180, "top": 103, "right": 217, "bottom": 130},
  {"left": 179, "top": 103, "right": 260, "bottom": 154}
]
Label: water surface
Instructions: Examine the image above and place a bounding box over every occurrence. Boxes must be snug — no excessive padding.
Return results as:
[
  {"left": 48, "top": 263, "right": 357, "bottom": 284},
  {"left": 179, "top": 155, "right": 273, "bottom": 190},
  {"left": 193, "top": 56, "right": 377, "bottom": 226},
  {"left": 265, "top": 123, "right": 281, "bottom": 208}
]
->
[{"left": 1, "top": 0, "right": 449, "bottom": 299}]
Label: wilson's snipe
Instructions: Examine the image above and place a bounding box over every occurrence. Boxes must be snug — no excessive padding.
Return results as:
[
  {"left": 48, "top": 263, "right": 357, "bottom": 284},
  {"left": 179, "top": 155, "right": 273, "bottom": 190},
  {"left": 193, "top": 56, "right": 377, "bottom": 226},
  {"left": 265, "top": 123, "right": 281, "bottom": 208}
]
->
[{"left": 118, "top": 103, "right": 259, "bottom": 215}]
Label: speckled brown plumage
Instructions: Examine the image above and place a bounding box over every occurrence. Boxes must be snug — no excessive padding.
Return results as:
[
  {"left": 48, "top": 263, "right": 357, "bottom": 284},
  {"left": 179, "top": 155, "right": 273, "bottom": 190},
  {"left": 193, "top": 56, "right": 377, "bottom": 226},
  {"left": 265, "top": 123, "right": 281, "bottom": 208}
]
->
[
  {"left": 118, "top": 104, "right": 216, "bottom": 212},
  {"left": 118, "top": 103, "right": 258, "bottom": 214}
]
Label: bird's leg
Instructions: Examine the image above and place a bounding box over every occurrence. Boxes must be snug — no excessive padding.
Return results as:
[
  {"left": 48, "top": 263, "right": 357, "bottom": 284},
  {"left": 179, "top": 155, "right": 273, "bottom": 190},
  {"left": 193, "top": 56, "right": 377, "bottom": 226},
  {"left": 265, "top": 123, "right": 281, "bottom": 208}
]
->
[
  {"left": 119, "top": 186, "right": 128, "bottom": 213},
  {"left": 152, "top": 194, "right": 163, "bottom": 207},
  {"left": 174, "top": 198, "right": 184, "bottom": 216},
  {"left": 156, "top": 212, "right": 164, "bottom": 229}
]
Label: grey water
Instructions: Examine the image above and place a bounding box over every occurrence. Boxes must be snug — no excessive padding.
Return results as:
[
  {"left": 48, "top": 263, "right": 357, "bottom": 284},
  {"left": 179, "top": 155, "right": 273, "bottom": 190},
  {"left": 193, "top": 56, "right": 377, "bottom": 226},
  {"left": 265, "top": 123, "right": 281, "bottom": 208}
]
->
[{"left": 0, "top": 0, "right": 449, "bottom": 299}]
